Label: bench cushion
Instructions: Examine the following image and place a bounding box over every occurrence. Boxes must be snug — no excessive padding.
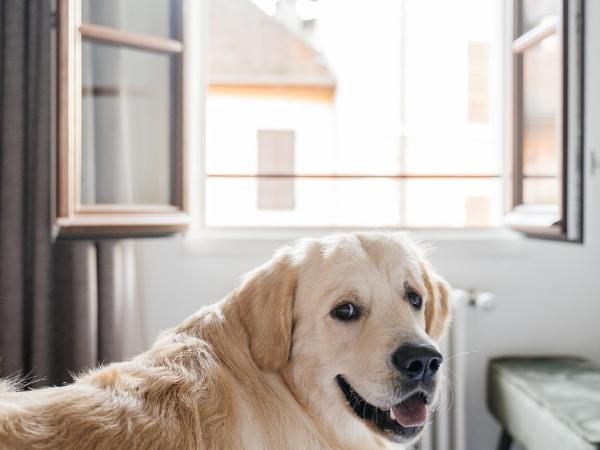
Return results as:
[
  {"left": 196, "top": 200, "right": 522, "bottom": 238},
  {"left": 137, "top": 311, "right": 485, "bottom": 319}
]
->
[{"left": 488, "top": 357, "right": 600, "bottom": 450}]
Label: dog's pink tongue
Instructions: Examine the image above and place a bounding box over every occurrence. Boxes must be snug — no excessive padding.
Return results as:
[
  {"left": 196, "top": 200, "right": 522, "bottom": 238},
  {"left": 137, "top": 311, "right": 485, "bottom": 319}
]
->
[{"left": 391, "top": 395, "right": 427, "bottom": 428}]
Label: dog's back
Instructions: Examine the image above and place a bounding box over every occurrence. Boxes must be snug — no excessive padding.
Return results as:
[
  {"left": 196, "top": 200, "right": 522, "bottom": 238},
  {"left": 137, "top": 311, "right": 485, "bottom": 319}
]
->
[
  {"left": 0, "top": 306, "right": 333, "bottom": 450},
  {"left": 0, "top": 330, "right": 220, "bottom": 450}
]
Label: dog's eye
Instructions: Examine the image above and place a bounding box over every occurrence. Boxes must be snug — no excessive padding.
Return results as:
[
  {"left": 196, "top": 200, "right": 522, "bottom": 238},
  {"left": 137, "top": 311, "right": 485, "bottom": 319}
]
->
[
  {"left": 331, "top": 302, "right": 361, "bottom": 321},
  {"left": 406, "top": 291, "right": 423, "bottom": 310}
]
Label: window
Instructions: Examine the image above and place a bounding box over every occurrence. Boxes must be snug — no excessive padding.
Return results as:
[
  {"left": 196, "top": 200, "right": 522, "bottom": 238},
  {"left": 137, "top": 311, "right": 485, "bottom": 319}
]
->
[
  {"left": 506, "top": 0, "right": 584, "bottom": 240},
  {"left": 257, "top": 130, "right": 296, "bottom": 210},
  {"left": 468, "top": 41, "right": 491, "bottom": 124},
  {"left": 55, "top": 0, "right": 190, "bottom": 237},
  {"left": 203, "top": 0, "right": 503, "bottom": 229}
]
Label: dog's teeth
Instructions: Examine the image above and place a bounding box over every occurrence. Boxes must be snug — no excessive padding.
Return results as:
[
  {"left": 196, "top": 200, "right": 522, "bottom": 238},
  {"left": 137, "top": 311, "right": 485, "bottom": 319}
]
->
[{"left": 390, "top": 408, "right": 396, "bottom": 421}]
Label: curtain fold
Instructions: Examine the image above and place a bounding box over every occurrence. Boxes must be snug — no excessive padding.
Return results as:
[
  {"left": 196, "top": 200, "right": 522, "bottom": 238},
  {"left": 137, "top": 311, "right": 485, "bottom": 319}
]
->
[
  {"left": 97, "top": 240, "right": 145, "bottom": 363},
  {"left": 0, "top": 0, "right": 142, "bottom": 387}
]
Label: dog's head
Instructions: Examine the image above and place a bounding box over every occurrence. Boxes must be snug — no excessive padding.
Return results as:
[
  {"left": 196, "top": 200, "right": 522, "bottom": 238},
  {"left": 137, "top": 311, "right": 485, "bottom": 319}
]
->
[{"left": 236, "top": 232, "right": 451, "bottom": 445}]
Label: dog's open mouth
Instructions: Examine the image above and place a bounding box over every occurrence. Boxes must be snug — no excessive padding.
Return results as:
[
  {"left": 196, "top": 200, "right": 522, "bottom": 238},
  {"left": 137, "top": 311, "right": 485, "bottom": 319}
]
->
[{"left": 336, "top": 375, "right": 429, "bottom": 442}]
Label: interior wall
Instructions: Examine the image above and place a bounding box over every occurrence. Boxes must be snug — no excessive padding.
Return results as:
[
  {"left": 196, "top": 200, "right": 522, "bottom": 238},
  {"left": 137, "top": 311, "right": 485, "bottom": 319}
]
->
[{"left": 135, "top": 3, "right": 600, "bottom": 449}]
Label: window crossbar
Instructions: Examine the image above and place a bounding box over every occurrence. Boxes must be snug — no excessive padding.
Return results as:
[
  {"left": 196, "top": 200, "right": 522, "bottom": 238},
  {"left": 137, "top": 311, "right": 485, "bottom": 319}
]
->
[
  {"left": 206, "top": 174, "right": 502, "bottom": 180},
  {"left": 79, "top": 23, "right": 183, "bottom": 54},
  {"left": 512, "top": 17, "right": 558, "bottom": 53}
]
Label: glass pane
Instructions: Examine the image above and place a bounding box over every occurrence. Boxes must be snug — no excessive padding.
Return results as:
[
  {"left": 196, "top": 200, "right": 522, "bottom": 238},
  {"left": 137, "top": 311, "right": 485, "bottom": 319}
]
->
[
  {"left": 81, "top": 41, "right": 176, "bottom": 205},
  {"left": 520, "top": 0, "right": 558, "bottom": 34},
  {"left": 82, "top": 0, "right": 179, "bottom": 40},
  {"left": 520, "top": 34, "right": 561, "bottom": 205},
  {"left": 523, "top": 177, "right": 560, "bottom": 205},
  {"left": 205, "top": 177, "right": 502, "bottom": 228}
]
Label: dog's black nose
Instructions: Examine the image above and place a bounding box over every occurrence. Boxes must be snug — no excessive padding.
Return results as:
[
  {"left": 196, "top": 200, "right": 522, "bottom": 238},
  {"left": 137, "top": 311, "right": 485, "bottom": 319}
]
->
[{"left": 392, "top": 344, "right": 443, "bottom": 381}]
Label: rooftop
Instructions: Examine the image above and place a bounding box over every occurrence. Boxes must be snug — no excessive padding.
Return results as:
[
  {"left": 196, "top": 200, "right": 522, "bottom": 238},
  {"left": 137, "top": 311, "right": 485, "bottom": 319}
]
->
[{"left": 208, "top": 0, "right": 336, "bottom": 88}]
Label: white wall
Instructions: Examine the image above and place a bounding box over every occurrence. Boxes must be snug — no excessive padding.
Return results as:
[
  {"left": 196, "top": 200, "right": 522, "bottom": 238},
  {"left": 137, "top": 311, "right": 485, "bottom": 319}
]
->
[{"left": 135, "top": 3, "right": 600, "bottom": 449}]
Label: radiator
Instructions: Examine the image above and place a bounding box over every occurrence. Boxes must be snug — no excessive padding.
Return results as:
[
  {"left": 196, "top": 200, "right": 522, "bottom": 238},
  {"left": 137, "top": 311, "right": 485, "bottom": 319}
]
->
[{"left": 419, "top": 289, "right": 470, "bottom": 450}]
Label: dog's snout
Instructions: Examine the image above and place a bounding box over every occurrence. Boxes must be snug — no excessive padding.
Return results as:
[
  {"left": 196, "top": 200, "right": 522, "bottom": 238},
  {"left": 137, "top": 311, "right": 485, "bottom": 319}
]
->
[{"left": 391, "top": 344, "right": 443, "bottom": 381}]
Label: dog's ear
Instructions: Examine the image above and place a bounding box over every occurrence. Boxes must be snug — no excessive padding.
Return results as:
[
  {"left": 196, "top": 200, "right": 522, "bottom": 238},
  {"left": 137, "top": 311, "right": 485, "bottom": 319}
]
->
[
  {"left": 422, "top": 264, "right": 451, "bottom": 341},
  {"left": 236, "top": 247, "right": 298, "bottom": 371}
]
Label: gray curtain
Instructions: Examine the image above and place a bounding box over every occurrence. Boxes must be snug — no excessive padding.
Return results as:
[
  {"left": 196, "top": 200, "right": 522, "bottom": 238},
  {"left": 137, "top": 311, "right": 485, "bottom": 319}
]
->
[{"left": 0, "top": 0, "right": 143, "bottom": 387}]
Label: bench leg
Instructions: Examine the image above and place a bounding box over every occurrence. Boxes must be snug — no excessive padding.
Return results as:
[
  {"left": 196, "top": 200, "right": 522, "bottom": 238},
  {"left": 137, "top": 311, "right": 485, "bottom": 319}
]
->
[{"left": 497, "top": 429, "right": 513, "bottom": 450}]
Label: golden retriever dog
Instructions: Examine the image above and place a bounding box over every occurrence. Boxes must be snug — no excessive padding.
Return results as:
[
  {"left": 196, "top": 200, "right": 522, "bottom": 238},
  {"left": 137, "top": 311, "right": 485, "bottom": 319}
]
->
[{"left": 0, "top": 232, "right": 450, "bottom": 450}]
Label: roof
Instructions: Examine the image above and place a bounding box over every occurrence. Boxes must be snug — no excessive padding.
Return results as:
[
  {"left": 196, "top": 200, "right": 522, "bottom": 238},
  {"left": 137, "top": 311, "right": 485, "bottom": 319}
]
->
[{"left": 208, "top": 0, "right": 336, "bottom": 88}]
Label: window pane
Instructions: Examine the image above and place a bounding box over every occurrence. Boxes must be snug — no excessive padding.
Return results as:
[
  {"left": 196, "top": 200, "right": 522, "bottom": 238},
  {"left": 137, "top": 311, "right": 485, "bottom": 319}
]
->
[
  {"left": 82, "top": 0, "right": 179, "bottom": 39},
  {"left": 520, "top": 34, "right": 560, "bottom": 205},
  {"left": 205, "top": 0, "right": 500, "bottom": 228},
  {"left": 81, "top": 41, "right": 175, "bottom": 206},
  {"left": 468, "top": 41, "right": 490, "bottom": 123},
  {"left": 520, "top": 0, "right": 558, "bottom": 34},
  {"left": 257, "top": 130, "right": 295, "bottom": 209},
  {"left": 522, "top": 177, "right": 560, "bottom": 205},
  {"left": 206, "top": 177, "right": 502, "bottom": 227}
]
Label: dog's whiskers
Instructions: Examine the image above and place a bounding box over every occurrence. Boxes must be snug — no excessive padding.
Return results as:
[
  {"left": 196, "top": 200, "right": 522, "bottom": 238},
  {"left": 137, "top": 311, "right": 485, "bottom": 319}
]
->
[{"left": 446, "top": 350, "right": 479, "bottom": 361}]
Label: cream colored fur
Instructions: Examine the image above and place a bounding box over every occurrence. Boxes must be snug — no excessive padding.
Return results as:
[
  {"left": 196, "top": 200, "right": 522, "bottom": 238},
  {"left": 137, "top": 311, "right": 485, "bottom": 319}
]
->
[{"left": 0, "top": 232, "right": 450, "bottom": 450}]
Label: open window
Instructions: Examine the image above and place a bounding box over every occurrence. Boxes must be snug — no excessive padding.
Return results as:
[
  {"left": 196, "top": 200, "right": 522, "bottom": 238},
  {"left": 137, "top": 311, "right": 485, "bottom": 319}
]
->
[
  {"left": 201, "top": 0, "right": 504, "bottom": 230},
  {"left": 55, "top": 0, "right": 190, "bottom": 237},
  {"left": 506, "top": 0, "right": 584, "bottom": 241}
]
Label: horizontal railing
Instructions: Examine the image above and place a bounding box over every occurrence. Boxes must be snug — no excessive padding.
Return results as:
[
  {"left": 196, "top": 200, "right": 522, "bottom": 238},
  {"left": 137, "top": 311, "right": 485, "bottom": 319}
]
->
[{"left": 206, "top": 174, "right": 502, "bottom": 180}]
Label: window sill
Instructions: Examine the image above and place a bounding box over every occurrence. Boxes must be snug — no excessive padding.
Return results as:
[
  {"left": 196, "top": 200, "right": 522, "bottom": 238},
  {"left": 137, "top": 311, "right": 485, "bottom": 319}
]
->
[{"left": 182, "top": 226, "right": 525, "bottom": 256}]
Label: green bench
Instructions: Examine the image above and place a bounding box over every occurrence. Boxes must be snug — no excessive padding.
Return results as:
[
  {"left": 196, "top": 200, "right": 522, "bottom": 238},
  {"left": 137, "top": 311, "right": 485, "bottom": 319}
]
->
[{"left": 487, "top": 357, "right": 600, "bottom": 450}]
